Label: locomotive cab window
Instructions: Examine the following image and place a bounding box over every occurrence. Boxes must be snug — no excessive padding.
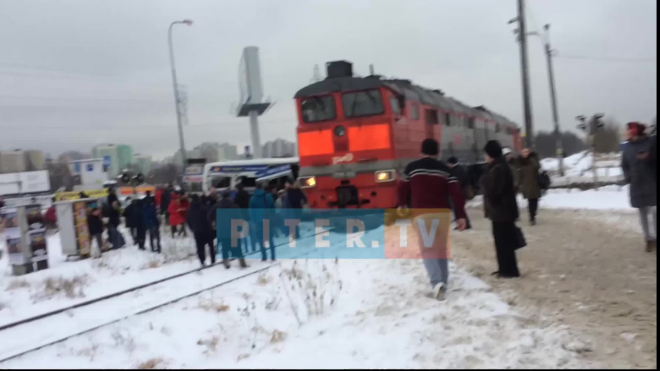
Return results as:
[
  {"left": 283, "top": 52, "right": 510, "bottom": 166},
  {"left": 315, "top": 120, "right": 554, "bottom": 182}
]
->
[
  {"left": 467, "top": 118, "right": 475, "bottom": 129},
  {"left": 342, "top": 89, "right": 384, "bottom": 118},
  {"left": 389, "top": 96, "right": 401, "bottom": 114},
  {"left": 301, "top": 95, "right": 336, "bottom": 123},
  {"left": 411, "top": 103, "right": 419, "bottom": 120},
  {"left": 425, "top": 109, "right": 439, "bottom": 124}
]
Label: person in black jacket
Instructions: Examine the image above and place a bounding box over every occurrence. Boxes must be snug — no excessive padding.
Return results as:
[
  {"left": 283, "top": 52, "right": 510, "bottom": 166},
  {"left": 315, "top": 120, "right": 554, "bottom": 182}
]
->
[
  {"left": 160, "top": 184, "right": 173, "bottom": 226},
  {"left": 479, "top": 140, "right": 521, "bottom": 278},
  {"left": 132, "top": 199, "right": 147, "bottom": 250},
  {"left": 87, "top": 205, "right": 104, "bottom": 258},
  {"left": 209, "top": 191, "right": 248, "bottom": 269},
  {"left": 284, "top": 179, "right": 307, "bottom": 239},
  {"left": 106, "top": 187, "right": 125, "bottom": 249},
  {"left": 233, "top": 183, "right": 255, "bottom": 253},
  {"left": 187, "top": 194, "right": 215, "bottom": 266},
  {"left": 122, "top": 197, "right": 139, "bottom": 245}
]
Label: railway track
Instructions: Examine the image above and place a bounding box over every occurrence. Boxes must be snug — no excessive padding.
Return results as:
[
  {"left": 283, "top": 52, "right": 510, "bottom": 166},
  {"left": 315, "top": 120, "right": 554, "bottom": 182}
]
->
[{"left": 0, "top": 230, "right": 328, "bottom": 363}]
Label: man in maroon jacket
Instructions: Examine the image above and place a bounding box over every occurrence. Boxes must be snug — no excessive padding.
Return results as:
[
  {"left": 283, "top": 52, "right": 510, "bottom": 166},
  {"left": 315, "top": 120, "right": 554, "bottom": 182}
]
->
[{"left": 397, "top": 139, "right": 467, "bottom": 300}]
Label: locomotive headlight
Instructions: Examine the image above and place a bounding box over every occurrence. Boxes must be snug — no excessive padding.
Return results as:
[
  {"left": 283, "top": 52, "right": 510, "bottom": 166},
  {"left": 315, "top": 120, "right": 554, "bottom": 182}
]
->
[
  {"left": 300, "top": 176, "right": 317, "bottom": 188},
  {"left": 334, "top": 125, "right": 346, "bottom": 137},
  {"left": 375, "top": 170, "right": 395, "bottom": 183}
]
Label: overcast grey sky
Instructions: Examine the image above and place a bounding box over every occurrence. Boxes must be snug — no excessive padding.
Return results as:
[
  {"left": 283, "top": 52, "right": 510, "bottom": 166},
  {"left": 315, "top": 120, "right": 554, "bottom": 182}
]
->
[{"left": 0, "top": 0, "right": 656, "bottom": 160}]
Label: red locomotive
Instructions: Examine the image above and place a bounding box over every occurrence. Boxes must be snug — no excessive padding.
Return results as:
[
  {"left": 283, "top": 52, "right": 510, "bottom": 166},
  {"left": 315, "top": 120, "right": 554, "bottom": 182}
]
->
[{"left": 294, "top": 61, "right": 522, "bottom": 209}]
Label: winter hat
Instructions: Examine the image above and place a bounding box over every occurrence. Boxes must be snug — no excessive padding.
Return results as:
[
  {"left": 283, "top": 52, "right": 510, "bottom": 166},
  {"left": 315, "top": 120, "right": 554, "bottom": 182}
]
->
[{"left": 484, "top": 140, "right": 503, "bottom": 159}]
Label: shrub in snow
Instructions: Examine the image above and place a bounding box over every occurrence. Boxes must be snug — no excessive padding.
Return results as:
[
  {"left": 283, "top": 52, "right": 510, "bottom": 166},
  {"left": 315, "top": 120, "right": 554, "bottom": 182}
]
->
[
  {"left": 5, "top": 278, "right": 30, "bottom": 291},
  {"left": 31, "top": 274, "right": 90, "bottom": 302}
]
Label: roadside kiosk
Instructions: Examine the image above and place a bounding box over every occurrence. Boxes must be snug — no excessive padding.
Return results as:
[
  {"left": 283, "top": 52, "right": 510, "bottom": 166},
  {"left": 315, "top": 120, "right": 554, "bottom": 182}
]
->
[{"left": 0, "top": 203, "right": 49, "bottom": 276}]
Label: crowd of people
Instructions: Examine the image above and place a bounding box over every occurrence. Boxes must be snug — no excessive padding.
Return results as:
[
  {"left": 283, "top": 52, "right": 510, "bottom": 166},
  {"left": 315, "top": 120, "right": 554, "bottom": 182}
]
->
[{"left": 81, "top": 179, "right": 308, "bottom": 268}]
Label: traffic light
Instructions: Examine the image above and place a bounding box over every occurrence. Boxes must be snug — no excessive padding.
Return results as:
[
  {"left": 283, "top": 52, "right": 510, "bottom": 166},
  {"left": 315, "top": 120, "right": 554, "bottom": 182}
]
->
[
  {"left": 576, "top": 114, "right": 605, "bottom": 135},
  {"left": 118, "top": 171, "right": 145, "bottom": 186}
]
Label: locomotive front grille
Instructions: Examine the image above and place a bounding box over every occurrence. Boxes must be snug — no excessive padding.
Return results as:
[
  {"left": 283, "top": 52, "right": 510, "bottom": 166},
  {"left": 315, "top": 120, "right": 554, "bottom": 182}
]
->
[{"left": 335, "top": 186, "right": 359, "bottom": 208}]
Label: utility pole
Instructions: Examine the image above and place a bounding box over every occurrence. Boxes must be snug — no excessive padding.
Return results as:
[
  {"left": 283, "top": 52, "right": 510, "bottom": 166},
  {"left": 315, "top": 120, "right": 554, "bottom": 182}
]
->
[
  {"left": 530, "top": 24, "right": 564, "bottom": 175},
  {"left": 509, "top": 0, "right": 535, "bottom": 149}
]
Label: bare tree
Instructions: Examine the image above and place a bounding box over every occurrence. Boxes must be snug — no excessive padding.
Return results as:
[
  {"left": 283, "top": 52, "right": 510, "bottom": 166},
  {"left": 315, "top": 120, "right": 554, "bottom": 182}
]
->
[
  {"left": 594, "top": 118, "right": 622, "bottom": 153},
  {"left": 534, "top": 131, "right": 588, "bottom": 158}
]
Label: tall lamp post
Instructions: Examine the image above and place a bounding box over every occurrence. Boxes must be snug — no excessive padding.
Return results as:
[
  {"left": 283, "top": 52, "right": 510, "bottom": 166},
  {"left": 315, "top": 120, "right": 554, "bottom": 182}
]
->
[
  {"left": 528, "top": 24, "right": 564, "bottom": 176},
  {"left": 168, "top": 19, "right": 193, "bottom": 170}
]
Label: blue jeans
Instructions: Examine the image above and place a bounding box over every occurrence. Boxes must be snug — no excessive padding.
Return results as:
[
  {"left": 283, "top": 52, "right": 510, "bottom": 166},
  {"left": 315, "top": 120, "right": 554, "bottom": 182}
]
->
[{"left": 422, "top": 259, "right": 449, "bottom": 287}]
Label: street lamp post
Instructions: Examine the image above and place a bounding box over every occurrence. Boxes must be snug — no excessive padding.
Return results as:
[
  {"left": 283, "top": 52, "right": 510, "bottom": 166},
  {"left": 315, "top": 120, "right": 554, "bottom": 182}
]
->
[
  {"left": 528, "top": 24, "right": 564, "bottom": 176},
  {"left": 168, "top": 19, "right": 193, "bottom": 170}
]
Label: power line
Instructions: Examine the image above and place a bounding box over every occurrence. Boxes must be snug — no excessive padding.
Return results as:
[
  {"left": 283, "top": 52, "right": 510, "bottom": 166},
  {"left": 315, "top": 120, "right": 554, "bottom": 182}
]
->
[
  {"left": 554, "top": 54, "right": 657, "bottom": 63},
  {"left": 0, "top": 118, "right": 297, "bottom": 129}
]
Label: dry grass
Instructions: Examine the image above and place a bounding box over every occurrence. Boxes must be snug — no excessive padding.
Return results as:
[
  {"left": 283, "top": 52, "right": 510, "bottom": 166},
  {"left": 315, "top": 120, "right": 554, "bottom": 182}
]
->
[
  {"left": 197, "top": 336, "right": 219, "bottom": 354},
  {"left": 270, "top": 329, "right": 287, "bottom": 344},
  {"left": 237, "top": 353, "right": 250, "bottom": 362},
  {"left": 76, "top": 340, "right": 99, "bottom": 361},
  {"left": 141, "top": 259, "right": 161, "bottom": 270},
  {"left": 111, "top": 328, "right": 136, "bottom": 353},
  {"left": 257, "top": 273, "right": 272, "bottom": 286},
  {"left": 31, "top": 274, "right": 90, "bottom": 302},
  {"left": 6, "top": 279, "right": 30, "bottom": 291},
  {"left": 197, "top": 298, "right": 230, "bottom": 313},
  {"left": 136, "top": 357, "right": 164, "bottom": 369}
]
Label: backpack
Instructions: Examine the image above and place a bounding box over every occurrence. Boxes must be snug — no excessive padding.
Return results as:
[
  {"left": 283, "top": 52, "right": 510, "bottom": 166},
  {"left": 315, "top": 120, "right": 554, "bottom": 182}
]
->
[{"left": 537, "top": 171, "right": 551, "bottom": 191}]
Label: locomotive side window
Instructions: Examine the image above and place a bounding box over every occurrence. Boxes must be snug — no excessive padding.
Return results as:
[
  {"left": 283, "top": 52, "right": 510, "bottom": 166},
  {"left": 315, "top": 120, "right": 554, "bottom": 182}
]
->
[
  {"left": 444, "top": 113, "right": 452, "bottom": 126},
  {"left": 495, "top": 123, "right": 500, "bottom": 133},
  {"left": 389, "top": 96, "right": 401, "bottom": 114},
  {"left": 467, "top": 118, "right": 475, "bottom": 129},
  {"left": 301, "top": 95, "right": 336, "bottom": 123},
  {"left": 425, "top": 109, "right": 439, "bottom": 124},
  {"left": 342, "top": 89, "right": 384, "bottom": 118},
  {"left": 411, "top": 103, "right": 419, "bottom": 120}
]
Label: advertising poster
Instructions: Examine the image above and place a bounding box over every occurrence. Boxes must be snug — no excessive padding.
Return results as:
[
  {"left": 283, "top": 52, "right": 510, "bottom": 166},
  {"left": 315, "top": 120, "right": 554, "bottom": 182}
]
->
[
  {"left": 25, "top": 204, "right": 45, "bottom": 231},
  {"left": 73, "top": 201, "right": 91, "bottom": 255},
  {"left": 29, "top": 230, "right": 48, "bottom": 262},
  {"left": 7, "top": 237, "right": 25, "bottom": 265},
  {"left": 1, "top": 208, "right": 19, "bottom": 229},
  {"left": 1, "top": 208, "right": 25, "bottom": 265}
]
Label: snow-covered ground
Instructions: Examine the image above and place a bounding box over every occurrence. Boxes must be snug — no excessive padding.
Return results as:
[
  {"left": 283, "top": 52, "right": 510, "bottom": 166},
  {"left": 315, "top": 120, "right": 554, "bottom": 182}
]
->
[
  {"left": 467, "top": 184, "right": 631, "bottom": 211},
  {"left": 0, "top": 224, "right": 317, "bottom": 329},
  {"left": 0, "top": 190, "right": 635, "bottom": 368},
  {"left": 541, "top": 151, "right": 624, "bottom": 186},
  {"left": 1, "top": 257, "right": 590, "bottom": 369}
]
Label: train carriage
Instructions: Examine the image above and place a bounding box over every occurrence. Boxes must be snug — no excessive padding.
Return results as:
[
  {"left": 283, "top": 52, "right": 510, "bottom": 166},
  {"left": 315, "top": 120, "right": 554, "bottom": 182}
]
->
[{"left": 294, "top": 61, "right": 522, "bottom": 209}]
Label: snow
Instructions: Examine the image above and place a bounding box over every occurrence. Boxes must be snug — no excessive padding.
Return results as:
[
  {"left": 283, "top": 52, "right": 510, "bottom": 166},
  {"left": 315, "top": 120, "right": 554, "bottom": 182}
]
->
[
  {"left": 0, "top": 222, "right": 593, "bottom": 368},
  {"left": 541, "top": 151, "right": 624, "bottom": 185},
  {"left": 520, "top": 186, "right": 630, "bottom": 211},
  {"left": 0, "top": 257, "right": 587, "bottom": 369},
  {"left": 468, "top": 185, "right": 631, "bottom": 211},
  {"left": 0, "top": 224, "right": 318, "bottom": 329}
]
